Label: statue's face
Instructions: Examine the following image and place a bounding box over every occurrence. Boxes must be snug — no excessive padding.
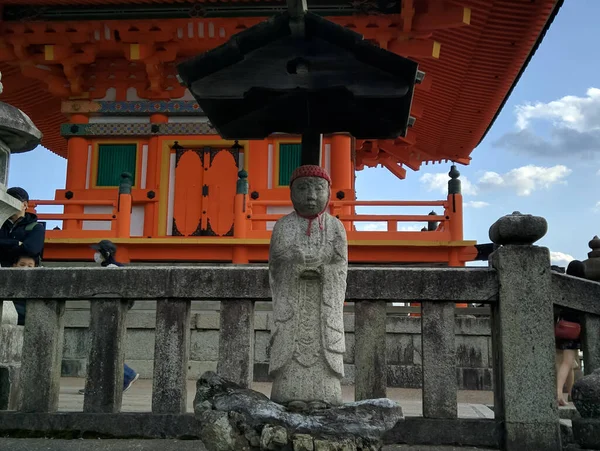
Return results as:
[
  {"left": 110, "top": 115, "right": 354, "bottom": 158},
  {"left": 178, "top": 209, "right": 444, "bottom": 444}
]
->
[{"left": 291, "top": 176, "right": 330, "bottom": 217}]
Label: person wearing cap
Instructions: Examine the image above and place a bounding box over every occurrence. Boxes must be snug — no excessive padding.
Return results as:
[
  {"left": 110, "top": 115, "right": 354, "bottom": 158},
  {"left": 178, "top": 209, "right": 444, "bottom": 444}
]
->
[
  {"left": 0, "top": 187, "right": 45, "bottom": 268},
  {"left": 268, "top": 165, "right": 348, "bottom": 408},
  {"left": 79, "top": 239, "right": 139, "bottom": 394},
  {"left": 91, "top": 239, "right": 124, "bottom": 268}
]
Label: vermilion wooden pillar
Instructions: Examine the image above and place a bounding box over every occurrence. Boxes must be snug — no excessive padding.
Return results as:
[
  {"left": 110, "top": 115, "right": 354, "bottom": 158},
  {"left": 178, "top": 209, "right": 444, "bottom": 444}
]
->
[
  {"left": 64, "top": 114, "right": 89, "bottom": 231},
  {"left": 145, "top": 114, "right": 167, "bottom": 237}
]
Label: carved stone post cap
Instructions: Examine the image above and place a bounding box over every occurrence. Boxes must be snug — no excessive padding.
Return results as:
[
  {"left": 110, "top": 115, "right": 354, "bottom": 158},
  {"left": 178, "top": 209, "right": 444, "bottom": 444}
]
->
[
  {"left": 488, "top": 211, "right": 547, "bottom": 245},
  {"left": 588, "top": 236, "right": 600, "bottom": 259},
  {"left": 573, "top": 369, "right": 600, "bottom": 418}
]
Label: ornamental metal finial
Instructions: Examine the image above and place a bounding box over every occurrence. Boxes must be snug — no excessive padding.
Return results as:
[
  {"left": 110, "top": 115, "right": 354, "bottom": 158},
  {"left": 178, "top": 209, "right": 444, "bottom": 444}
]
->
[
  {"left": 237, "top": 170, "right": 249, "bottom": 195},
  {"left": 119, "top": 172, "right": 133, "bottom": 195},
  {"left": 448, "top": 164, "right": 461, "bottom": 195},
  {"left": 588, "top": 235, "right": 600, "bottom": 259}
]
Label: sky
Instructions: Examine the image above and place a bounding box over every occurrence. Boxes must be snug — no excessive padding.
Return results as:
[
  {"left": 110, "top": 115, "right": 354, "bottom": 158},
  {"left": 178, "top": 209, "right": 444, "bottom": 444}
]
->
[{"left": 6, "top": 0, "right": 598, "bottom": 267}]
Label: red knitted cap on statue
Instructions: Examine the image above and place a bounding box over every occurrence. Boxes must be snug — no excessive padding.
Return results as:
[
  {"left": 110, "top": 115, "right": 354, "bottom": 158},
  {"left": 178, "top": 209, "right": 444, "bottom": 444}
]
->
[{"left": 290, "top": 165, "right": 332, "bottom": 186}]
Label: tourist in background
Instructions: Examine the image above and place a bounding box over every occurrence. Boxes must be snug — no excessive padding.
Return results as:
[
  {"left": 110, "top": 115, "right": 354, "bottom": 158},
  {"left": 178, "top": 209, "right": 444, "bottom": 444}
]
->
[
  {"left": 555, "top": 260, "right": 584, "bottom": 406},
  {"left": 0, "top": 187, "right": 45, "bottom": 268},
  {"left": 11, "top": 252, "right": 40, "bottom": 325},
  {"left": 79, "top": 239, "right": 139, "bottom": 394}
]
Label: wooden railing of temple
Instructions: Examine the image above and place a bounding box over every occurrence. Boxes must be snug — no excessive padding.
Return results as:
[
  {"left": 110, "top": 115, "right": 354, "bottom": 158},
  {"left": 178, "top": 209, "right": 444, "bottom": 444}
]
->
[
  {"left": 27, "top": 170, "right": 473, "bottom": 264},
  {"left": 1, "top": 234, "right": 599, "bottom": 450}
]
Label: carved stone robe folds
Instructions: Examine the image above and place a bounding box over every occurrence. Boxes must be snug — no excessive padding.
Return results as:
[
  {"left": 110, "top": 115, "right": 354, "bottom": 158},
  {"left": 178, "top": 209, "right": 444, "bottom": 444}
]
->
[{"left": 268, "top": 211, "right": 348, "bottom": 405}]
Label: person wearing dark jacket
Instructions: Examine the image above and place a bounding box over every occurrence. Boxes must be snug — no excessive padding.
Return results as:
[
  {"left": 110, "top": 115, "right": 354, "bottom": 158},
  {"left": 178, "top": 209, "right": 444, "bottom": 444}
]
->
[{"left": 0, "top": 187, "right": 45, "bottom": 268}]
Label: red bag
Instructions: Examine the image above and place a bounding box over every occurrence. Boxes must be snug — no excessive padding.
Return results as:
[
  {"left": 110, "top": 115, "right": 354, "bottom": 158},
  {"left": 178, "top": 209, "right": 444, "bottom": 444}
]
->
[{"left": 555, "top": 319, "right": 581, "bottom": 340}]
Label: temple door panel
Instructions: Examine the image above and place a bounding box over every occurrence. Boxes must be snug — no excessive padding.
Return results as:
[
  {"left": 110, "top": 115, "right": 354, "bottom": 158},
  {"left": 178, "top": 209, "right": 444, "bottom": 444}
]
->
[
  {"left": 202, "top": 147, "right": 239, "bottom": 236},
  {"left": 172, "top": 149, "right": 205, "bottom": 236}
]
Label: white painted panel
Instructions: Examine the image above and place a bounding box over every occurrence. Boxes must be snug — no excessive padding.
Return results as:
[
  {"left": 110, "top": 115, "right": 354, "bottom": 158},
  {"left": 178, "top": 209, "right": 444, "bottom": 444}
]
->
[
  {"left": 82, "top": 205, "right": 112, "bottom": 231},
  {"left": 267, "top": 144, "right": 273, "bottom": 189},
  {"left": 99, "top": 87, "right": 116, "bottom": 101},
  {"left": 141, "top": 144, "right": 148, "bottom": 189},
  {"left": 324, "top": 143, "right": 331, "bottom": 175},
  {"left": 85, "top": 144, "right": 92, "bottom": 189},
  {"left": 89, "top": 116, "right": 150, "bottom": 124},
  {"left": 166, "top": 153, "right": 176, "bottom": 235},
  {"left": 177, "top": 27, "right": 184, "bottom": 39},
  {"left": 238, "top": 152, "right": 244, "bottom": 171},
  {"left": 198, "top": 22, "right": 205, "bottom": 38},
  {"left": 126, "top": 87, "right": 142, "bottom": 101},
  {"left": 266, "top": 206, "right": 293, "bottom": 231},
  {"left": 104, "top": 25, "right": 111, "bottom": 40},
  {"left": 188, "top": 22, "right": 194, "bottom": 38},
  {"left": 130, "top": 205, "right": 145, "bottom": 237}
]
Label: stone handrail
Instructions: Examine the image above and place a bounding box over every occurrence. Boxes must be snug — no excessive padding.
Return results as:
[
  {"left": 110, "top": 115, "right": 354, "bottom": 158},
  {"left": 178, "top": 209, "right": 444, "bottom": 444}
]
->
[{"left": 2, "top": 246, "right": 600, "bottom": 450}]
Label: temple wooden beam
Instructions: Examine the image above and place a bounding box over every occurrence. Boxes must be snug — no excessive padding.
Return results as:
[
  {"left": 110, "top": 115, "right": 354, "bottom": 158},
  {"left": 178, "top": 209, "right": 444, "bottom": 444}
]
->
[
  {"left": 413, "top": 6, "right": 471, "bottom": 32},
  {"left": 390, "top": 39, "right": 441, "bottom": 59}
]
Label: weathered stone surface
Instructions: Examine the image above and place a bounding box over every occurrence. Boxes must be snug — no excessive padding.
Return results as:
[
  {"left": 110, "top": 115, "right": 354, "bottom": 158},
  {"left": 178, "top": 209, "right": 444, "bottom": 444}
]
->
[
  {"left": 421, "top": 302, "right": 456, "bottom": 419},
  {"left": 293, "top": 434, "right": 315, "bottom": 451},
  {"left": 573, "top": 369, "right": 600, "bottom": 418},
  {"left": 269, "top": 171, "right": 347, "bottom": 405},
  {"left": 83, "top": 299, "right": 128, "bottom": 414},
  {"left": 572, "top": 416, "right": 600, "bottom": 449},
  {"left": 152, "top": 298, "right": 191, "bottom": 413},
  {"left": 490, "top": 245, "right": 561, "bottom": 450},
  {"left": 0, "top": 438, "right": 205, "bottom": 451},
  {"left": 0, "top": 412, "right": 202, "bottom": 439},
  {"left": 1, "top": 301, "right": 17, "bottom": 325},
  {"left": 551, "top": 271, "right": 600, "bottom": 316},
  {"left": 218, "top": 300, "right": 254, "bottom": 388},
  {"left": 260, "top": 424, "right": 288, "bottom": 450},
  {"left": 19, "top": 300, "right": 65, "bottom": 413},
  {"left": 489, "top": 211, "right": 547, "bottom": 245},
  {"left": 197, "top": 410, "right": 239, "bottom": 451},
  {"left": 194, "top": 372, "right": 402, "bottom": 445},
  {"left": 314, "top": 438, "right": 357, "bottom": 450},
  {"left": 582, "top": 314, "right": 600, "bottom": 374},
  {"left": 0, "top": 324, "right": 23, "bottom": 363},
  {"left": 0, "top": 365, "right": 20, "bottom": 410},
  {"left": 0, "top": 101, "right": 42, "bottom": 153},
  {"left": 0, "top": 266, "right": 498, "bottom": 303},
  {"left": 355, "top": 301, "right": 386, "bottom": 401}
]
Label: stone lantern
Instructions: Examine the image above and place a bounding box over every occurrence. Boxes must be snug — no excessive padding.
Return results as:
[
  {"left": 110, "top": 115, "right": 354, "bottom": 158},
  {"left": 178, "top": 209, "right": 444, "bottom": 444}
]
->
[{"left": 0, "top": 71, "right": 43, "bottom": 224}]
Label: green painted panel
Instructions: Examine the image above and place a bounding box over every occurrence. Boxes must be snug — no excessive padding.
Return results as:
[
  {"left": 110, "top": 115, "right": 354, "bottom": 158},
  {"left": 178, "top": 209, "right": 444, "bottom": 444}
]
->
[
  {"left": 97, "top": 144, "right": 137, "bottom": 187},
  {"left": 278, "top": 143, "right": 302, "bottom": 186}
]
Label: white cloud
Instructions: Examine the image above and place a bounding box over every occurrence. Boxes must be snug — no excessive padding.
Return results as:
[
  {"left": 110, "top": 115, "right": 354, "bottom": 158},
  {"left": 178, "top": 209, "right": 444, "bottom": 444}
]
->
[
  {"left": 550, "top": 251, "right": 575, "bottom": 265},
  {"left": 419, "top": 165, "right": 570, "bottom": 198},
  {"left": 478, "top": 165, "right": 571, "bottom": 196},
  {"left": 595, "top": 201, "right": 600, "bottom": 213},
  {"left": 419, "top": 173, "right": 478, "bottom": 196},
  {"left": 515, "top": 88, "right": 600, "bottom": 132},
  {"left": 597, "top": 169, "right": 600, "bottom": 176},
  {"left": 464, "top": 201, "right": 490, "bottom": 208},
  {"left": 494, "top": 88, "right": 600, "bottom": 158}
]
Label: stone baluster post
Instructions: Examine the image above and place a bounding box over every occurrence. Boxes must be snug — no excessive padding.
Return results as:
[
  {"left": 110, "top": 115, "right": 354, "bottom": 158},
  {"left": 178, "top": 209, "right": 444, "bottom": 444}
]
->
[
  {"left": 581, "top": 236, "right": 600, "bottom": 374},
  {"left": 83, "top": 298, "right": 130, "bottom": 413},
  {"left": 355, "top": 300, "right": 387, "bottom": 400},
  {"left": 489, "top": 212, "right": 561, "bottom": 450},
  {"left": 152, "top": 298, "right": 191, "bottom": 413},
  {"left": 18, "top": 300, "right": 66, "bottom": 412},
  {"left": 217, "top": 170, "right": 255, "bottom": 388}
]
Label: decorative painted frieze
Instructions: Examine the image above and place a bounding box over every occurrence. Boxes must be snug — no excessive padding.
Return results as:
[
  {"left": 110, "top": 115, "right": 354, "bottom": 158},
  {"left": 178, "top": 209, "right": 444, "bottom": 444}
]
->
[
  {"left": 61, "top": 100, "right": 205, "bottom": 115},
  {"left": 60, "top": 122, "right": 216, "bottom": 137}
]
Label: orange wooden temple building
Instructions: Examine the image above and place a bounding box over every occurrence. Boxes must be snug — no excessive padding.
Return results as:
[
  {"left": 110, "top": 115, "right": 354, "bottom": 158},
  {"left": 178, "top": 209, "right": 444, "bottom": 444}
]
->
[{"left": 0, "top": 0, "right": 563, "bottom": 265}]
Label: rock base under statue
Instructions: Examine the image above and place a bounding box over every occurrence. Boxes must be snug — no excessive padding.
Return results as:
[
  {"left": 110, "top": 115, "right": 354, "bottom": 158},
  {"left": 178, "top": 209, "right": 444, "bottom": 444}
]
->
[{"left": 194, "top": 372, "right": 403, "bottom": 451}]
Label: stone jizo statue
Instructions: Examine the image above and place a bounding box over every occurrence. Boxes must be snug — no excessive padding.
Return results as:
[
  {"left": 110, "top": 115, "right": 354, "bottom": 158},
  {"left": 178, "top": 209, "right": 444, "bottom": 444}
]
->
[{"left": 268, "top": 165, "right": 348, "bottom": 408}]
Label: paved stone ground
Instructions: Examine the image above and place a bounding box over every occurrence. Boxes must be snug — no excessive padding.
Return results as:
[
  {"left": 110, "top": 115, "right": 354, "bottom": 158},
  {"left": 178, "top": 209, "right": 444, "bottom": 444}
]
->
[{"left": 58, "top": 377, "right": 496, "bottom": 419}]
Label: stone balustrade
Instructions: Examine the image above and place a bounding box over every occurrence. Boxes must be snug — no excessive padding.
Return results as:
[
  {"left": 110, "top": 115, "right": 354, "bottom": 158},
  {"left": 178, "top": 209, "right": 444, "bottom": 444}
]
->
[{"left": 0, "top": 240, "right": 600, "bottom": 450}]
